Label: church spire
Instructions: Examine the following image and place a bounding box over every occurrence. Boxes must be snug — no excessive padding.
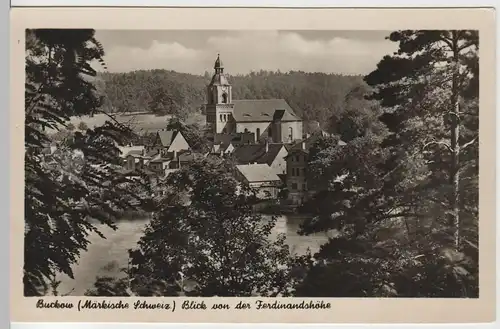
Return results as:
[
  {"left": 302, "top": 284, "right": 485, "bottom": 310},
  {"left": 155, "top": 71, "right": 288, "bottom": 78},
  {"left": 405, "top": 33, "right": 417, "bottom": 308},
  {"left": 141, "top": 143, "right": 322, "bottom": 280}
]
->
[{"left": 214, "top": 53, "right": 224, "bottom": 73}]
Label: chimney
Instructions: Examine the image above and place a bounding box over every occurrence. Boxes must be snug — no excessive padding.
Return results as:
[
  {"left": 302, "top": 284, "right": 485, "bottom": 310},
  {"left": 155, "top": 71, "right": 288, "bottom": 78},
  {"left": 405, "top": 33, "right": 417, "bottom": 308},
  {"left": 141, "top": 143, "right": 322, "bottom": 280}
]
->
[
  {"left": 301, "top": 141, "right": 306, "bottom": 150},
  {"left": 265, "top": 139, "right": 269, "bottom": 153}
]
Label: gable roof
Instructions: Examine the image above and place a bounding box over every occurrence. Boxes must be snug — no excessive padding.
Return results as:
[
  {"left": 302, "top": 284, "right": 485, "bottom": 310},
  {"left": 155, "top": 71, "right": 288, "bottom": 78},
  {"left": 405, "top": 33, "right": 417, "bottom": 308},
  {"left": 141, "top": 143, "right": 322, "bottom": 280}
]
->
[
  {"left": 156, "top": 130, "right": 178, "bottom": 147},
  {"left": 236, "top": 164, "right": 282, "bottom": 183},
  {"left": 232, "top": 99, "right": 301, "bottom": 122},
  {"left": 232, "top": 143, "right": 286, "bottom": 166}
]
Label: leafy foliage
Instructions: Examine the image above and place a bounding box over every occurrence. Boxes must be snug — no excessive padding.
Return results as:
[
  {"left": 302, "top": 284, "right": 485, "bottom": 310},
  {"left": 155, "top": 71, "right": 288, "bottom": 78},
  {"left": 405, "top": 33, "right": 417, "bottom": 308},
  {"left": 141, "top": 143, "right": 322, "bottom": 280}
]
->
[
  {"left": 96, "top": 69, "right": 364, "bottom": 127},
  {"left": 88, "top": 157, "right": 300, "bottom": 297},
  {"left": 295, "top": 30, "right": 479, "bottom": 298},
  {"left": 24, "top": 29, "right": 148, "bottom": 296}
]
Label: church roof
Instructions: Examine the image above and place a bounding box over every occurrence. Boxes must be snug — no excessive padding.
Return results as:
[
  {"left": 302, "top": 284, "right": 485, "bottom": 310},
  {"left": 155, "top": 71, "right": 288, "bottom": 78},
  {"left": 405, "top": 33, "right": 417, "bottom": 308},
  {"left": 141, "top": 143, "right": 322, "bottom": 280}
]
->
[
  {"left": 214, "top": 54, "right": 223, "bottom": 69},
  {"left": 232, "top": 99, "right": 301, "bottom": 122},
  {"left": 210, "top": 73, "right": 230, "bottom": 86}
]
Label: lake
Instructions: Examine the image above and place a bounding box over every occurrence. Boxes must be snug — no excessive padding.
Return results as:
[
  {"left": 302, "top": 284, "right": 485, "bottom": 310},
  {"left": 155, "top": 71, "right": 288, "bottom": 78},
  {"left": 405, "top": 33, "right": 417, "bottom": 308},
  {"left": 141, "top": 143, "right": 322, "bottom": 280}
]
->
[{"left": 56, "top": 214, "right": 331, "bottom": 296}]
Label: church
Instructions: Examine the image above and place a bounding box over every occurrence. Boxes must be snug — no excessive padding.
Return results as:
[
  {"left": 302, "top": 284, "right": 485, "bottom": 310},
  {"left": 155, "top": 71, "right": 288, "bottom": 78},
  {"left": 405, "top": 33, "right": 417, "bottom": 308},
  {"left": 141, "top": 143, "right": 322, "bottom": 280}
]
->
[{"left": 205, "top": 55, "right": 303, "bottom": 144}]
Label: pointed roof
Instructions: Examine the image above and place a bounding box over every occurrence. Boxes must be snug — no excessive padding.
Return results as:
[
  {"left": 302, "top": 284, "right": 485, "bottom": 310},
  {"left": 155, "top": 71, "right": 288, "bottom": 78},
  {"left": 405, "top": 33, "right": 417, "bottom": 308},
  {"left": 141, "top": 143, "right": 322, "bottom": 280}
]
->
[{"left": 214, "top": 53, "right": 223, "bottom": 69}]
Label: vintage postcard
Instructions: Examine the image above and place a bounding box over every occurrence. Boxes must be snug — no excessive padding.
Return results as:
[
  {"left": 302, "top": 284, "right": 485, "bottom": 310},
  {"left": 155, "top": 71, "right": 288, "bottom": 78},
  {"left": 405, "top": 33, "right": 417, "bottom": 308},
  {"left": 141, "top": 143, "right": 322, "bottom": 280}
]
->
[{"left": 10, "top": 7, "right": 496, "bottom": 324}]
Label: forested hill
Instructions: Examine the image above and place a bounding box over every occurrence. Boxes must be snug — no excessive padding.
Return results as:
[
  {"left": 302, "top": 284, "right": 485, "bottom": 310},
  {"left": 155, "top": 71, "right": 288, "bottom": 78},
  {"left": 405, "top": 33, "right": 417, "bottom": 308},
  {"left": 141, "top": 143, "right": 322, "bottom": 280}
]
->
[{"left": 95, "top": 69, "right": 366, "bottom": 125}]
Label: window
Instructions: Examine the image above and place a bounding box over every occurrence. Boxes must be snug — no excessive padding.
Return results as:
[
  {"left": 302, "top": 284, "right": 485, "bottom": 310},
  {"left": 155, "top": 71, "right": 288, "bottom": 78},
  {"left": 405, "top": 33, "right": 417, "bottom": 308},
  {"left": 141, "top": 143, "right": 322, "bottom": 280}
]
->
[
  {"left": 220, "top": 114, "right": 223, "bottom": 122},
  {"left": 256, "top": 128, "right": 261, "bottom": 140},
  {"left": 268, "top": 126, "right": 273, "bottom": 140},
  {"left": 222, "top": 93, "right": 228, "bottom": 103},
  {"left": 295, "top": 155, "right": 299, "bottom": 162},
  {"left": 291, "top": 183, "right": 298, "bottom": 190},
  {"left": 288, "top": 127, "right": 293, "bottom": 141},
  {"left": 290, "top": 168, "right": 294, "bottom": 176}
]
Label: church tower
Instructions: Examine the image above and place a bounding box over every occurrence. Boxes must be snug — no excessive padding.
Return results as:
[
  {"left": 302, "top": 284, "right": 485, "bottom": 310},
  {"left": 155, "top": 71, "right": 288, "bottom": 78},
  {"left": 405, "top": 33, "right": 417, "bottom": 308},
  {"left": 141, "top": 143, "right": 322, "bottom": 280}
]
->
[{"left": 205, "top": 54, "right": 235, "bottom": 135}]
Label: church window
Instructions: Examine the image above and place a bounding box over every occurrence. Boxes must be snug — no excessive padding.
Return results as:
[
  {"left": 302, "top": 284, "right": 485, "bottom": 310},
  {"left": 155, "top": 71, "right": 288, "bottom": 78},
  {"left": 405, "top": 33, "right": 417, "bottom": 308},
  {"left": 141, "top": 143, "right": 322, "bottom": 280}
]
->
[
  {"left": 220, "top": 114, "right": 223, "bottom": 122},
  {"left": 222, "top": 93, "right": 228, "bottom": 103}
]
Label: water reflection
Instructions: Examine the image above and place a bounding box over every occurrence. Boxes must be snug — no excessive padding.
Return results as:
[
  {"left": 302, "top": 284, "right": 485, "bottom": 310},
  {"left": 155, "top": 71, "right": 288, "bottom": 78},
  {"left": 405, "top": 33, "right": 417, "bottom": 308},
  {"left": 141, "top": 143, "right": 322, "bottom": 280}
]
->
[{"left": 57, "top": 214, "right": 330, "bottom": 296}]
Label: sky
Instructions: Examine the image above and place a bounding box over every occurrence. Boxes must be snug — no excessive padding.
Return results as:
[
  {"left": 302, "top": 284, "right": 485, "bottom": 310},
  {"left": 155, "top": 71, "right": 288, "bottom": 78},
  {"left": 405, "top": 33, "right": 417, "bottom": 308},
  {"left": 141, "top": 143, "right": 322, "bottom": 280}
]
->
[{"left": 94, "top": 30, "right": 398, "bottom": 76}]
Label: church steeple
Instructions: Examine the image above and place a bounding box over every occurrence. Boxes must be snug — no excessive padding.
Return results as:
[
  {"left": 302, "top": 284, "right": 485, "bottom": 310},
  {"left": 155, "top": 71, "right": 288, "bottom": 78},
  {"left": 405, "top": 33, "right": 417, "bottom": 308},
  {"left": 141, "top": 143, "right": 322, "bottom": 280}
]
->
[
  {"left": 206, "top": 53, "right": 234, "bottom": 135},
  {"left": 214, "top": 53, "right": 224, "bottom": 74}
]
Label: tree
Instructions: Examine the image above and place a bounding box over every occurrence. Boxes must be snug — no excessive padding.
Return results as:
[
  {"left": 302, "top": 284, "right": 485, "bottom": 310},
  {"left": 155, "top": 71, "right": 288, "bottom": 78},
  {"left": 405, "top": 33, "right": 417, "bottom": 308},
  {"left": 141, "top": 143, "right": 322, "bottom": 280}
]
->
[
  {"left": 24, "top": 29, "right": 147, "bottom": 296},
  {"left": 149, "top": 85, "right": 188, "bottom": 120},
  {"left": 88, "top": 157, "right": 299, "bottom": 297},
  {"left": 295, "top": 30, "right": 478, "bottom": 298},
  {"left": 77, "top": 121, "right": 88, "bottom": 131},
  {"left": 365, "top": 30, "right": 478, "bottom": 250},
  {"left": 328, "top": 83, "right": 387, "bottom": 142}
]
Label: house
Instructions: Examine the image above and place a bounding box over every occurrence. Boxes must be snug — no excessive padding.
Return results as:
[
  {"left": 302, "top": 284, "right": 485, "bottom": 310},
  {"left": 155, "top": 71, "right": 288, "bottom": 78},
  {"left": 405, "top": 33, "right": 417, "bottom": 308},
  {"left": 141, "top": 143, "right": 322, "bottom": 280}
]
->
[
  {"left": 205, "top": 54, "right": 303, "bottom": 144},
  {"left": 285, "top": 134, "right": 346, "bottom": 205},
  {"left": 123, "top": 129, "right": 192, "bottom": 174},
  {"left": 285, "top": 142, "right": 310, "bottom": 205},
  {"left": 235, "top": 163, "right": 283, "bottom": 199},
  {"left": 210, "top": 142, "right": 235, "bottom": 156},
  {"left": 148, "top": 129, "right": 190, "bottom": 156},
  {"left": 231, "top": 141, "right": 288, "bottom": 175},
  {"left": 124, "top": 149, "right": 160, "bottom": 171}
]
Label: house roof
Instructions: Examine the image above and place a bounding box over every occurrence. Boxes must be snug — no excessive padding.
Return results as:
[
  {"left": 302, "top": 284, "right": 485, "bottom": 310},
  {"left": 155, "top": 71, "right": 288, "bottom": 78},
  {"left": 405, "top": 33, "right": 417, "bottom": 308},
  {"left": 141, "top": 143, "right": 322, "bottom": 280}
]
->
[
  {"left": 236, "top": 164, "right": 282, "bottom": 183},
  {"left": 119, "top": 145, "right": 144, "bottom": 157},
  {"left": 178, "top": 151, "right": 195, "bottom": 162},
  {"left": 285, "top": 134, "right": 346, "bottom": 158},
  {"left": 145, "top": 150, "right": 159, "bottom": 158},
  {"left": 232, "top": 99, "right": 301, "bottom": 122},
  {"left": 211, "top": 143, "right": 233, "bottom": 154},
  {"left": 125, "top": 149, "right": 144, "bottom": 157},
  {"left": 232, "top": 143, "right": 286, "bottom": 166},
  {"left": 288, "top": 132, "right": 347, "bottom": 153},
  {"left": 150, "top": 156, "right": 173, "bottom": 163},
  {"left": 157, "top": 130, "right": 178, "bottom": 147}
]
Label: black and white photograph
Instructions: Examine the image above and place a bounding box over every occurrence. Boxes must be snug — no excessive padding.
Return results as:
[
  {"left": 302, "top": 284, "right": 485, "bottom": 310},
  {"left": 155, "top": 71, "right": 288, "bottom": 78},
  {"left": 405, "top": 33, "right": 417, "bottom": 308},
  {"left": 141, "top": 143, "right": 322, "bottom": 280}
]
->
[{"left": 24, "top": 28, "right": 480, "bottom": 299}]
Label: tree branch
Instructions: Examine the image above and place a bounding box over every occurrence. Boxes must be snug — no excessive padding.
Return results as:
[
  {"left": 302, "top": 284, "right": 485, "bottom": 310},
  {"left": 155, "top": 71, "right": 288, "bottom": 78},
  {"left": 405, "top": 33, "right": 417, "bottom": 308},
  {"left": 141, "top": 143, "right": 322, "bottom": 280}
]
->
[
  {"left": 460, "top": 135, "right": 478, "bottom": 151},
  {"left": 423, "top": 141, "right": 453, "bottom": 153}
]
